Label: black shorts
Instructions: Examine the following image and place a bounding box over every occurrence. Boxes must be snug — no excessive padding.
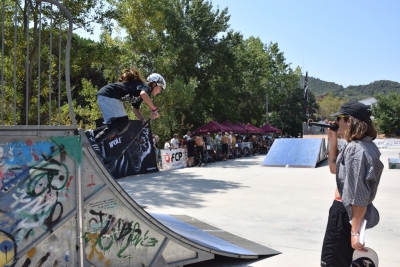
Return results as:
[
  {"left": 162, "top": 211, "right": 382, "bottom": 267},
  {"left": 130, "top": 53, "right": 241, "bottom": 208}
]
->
[
  {"left": 222, "top": 144, "right": 228, "bottom": 154},
  {"left": 321, "top": 200, "right": 353, "bottom": 267},
  {"left": 187, "top": 148, "right": 195, "bottom": 158}
]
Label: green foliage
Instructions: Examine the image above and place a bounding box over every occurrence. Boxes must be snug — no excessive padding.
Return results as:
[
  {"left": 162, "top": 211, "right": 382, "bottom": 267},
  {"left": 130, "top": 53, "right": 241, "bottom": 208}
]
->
[
  {"left": 71, "top": 78, "right": 102, "bottom": 129},
  {"left": 270, "top": 87, "right": 319, "bottom": 136},
  {"left": 5, "top": 0, "right": 368, "bottom": 140},
  {"left": 372, "top": 92, "right": 400, "bottom": 134},
  {"left": 309, "top": 77, "right": 400, "bottom": 101},
  {"left": 317, "top": 93, "right": 347, "bottom": 120}
]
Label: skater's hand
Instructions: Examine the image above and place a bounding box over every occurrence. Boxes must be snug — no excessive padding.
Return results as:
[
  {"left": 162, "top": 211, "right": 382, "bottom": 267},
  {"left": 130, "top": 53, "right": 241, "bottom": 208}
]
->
[{"left": 151, "top": 110, "right": 159, "bottom": 120}]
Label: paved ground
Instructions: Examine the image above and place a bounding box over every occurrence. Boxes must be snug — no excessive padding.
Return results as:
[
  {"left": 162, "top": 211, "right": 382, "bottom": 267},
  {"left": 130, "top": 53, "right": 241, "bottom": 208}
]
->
[{"left": 119, "top": 148, "right": 400, "bottom": 267}]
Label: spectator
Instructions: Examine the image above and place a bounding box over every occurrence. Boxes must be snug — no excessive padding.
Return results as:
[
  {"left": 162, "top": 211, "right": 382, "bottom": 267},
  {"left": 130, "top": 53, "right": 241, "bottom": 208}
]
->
[
  {"left": 186, "top": 134, "right": 196, "bottom": 167},
  {"left": 171, "top": 133, "right": 180, "bottom": 149},
  {"left": 221, "top": 132, "right": 230, "bottom": 161},
  {"left": 231, "top": 133, "right": 236, "bottom": 150},
  {"left": 321, "top": 101, "right": 383, "bottom": 266},
  {"left": 164, "top": 137, "right": 172, "bottom": 150},
  {"left": 204, "top": 132, "right": 212, "bottom": 151},
  {"left": 154, "top": 135, "right": 160, "bottom": 162},
  {"left": 183, "top": 131, "right": 191, "bottom": 141},
  {"left": 195, "top": 133, "right": 206, "bottom": 166},
  {"left": 214, "top": 131, "right": 222, "bottom": 152}
]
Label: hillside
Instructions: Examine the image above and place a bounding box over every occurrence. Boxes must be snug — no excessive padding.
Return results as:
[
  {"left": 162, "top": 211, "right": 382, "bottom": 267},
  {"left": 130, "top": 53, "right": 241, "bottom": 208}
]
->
[{"left": 307, "top": 77, "right": 400, "bottom": 101}]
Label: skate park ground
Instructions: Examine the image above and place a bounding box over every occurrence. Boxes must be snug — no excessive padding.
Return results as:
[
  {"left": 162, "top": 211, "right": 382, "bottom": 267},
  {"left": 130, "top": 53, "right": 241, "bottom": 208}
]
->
[{"left": 119, "top": 148, "right": 400, "bottom": 267}]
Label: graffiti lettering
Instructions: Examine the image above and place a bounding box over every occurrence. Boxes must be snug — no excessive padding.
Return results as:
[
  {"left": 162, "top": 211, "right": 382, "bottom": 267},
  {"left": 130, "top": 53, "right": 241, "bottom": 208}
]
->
[{"left": 85, "top": 211, "right": 158, "bottom": 263}]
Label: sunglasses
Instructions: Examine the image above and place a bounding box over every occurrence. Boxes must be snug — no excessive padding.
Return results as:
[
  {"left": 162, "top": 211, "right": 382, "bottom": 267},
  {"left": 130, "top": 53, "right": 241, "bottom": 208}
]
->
[{"left": 336, "top": 114, "right": 348, "bottom": 121}]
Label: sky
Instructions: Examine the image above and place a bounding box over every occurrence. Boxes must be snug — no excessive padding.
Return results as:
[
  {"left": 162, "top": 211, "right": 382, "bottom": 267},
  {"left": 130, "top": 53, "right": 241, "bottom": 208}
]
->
[
  {"left": 209, "top": 0, "right": 400, "bottom": 87},
  {"left": 79, "top": 0, "right": 400, "bottom": 87}
]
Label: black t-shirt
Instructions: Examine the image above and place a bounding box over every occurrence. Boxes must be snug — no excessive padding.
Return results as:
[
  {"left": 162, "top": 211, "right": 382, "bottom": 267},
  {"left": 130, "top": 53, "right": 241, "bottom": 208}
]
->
[
  {"left": 187, "top": 139, "right": 195, "bottom": 152},
  {"left": 97, "top": 82, "right": 151, "bottom": 109}
]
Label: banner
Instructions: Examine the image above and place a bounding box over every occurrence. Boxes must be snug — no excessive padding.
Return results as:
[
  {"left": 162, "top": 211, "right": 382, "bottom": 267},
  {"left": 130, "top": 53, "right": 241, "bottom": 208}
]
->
[
  {"left": 103, "top": 120, "right": 158, "bottom": 179},
  {"left": 161, "top": 148, "right": 188, "bottom": 170}
]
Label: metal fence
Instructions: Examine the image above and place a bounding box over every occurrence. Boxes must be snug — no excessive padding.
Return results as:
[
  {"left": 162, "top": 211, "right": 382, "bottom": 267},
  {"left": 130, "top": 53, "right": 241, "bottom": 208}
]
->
[{"left": 0, "top": 0, "right": 76, "bottom": 127}]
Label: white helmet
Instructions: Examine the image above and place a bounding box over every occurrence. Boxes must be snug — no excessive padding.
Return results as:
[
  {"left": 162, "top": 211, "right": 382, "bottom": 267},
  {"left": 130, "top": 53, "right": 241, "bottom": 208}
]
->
[{"left": 147, "top": 73, "right": 166, "bottom": 90}]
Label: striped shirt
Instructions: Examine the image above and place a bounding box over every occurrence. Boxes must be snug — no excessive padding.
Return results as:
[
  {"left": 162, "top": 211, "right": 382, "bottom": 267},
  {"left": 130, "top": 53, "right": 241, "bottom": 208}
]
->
[{"left": 336, "top": 137, "right": 384, "bottom": 229}]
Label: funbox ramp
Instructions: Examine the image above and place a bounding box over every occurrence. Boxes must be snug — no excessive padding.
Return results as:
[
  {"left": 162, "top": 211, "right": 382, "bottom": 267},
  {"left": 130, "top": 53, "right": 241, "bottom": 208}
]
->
[
  {"left": 262, "top": 138, "right": 327, "bottom": 168},
  {"left": 0, "top": 129, "right": 279, "bottom": 267}
]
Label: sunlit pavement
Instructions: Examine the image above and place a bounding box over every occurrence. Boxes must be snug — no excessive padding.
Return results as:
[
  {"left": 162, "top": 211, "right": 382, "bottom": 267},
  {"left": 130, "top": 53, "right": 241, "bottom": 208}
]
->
[{"left": 119, "top": 149, "right": 400, "bottom": 267}]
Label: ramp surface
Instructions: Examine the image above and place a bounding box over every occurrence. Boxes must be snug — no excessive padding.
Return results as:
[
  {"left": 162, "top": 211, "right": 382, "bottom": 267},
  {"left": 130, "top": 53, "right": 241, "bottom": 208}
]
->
[
  {"left": 262, "top": 138, "right": 326, "bottom": 168},
  {"left": 0, "top": 129, "right": 279, "bottom": 267}
]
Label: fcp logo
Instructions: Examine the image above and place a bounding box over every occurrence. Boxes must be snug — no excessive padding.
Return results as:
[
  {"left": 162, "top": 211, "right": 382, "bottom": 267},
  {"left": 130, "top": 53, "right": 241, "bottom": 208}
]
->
[{"left": 164, "top": 153, "right": 171, "bottom": 163}]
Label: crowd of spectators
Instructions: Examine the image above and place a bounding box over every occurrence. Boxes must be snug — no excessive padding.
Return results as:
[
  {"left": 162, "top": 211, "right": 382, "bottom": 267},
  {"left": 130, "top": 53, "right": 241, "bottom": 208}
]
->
[{"left": 152, "top": 130, "right": 301, "bottom": 168}]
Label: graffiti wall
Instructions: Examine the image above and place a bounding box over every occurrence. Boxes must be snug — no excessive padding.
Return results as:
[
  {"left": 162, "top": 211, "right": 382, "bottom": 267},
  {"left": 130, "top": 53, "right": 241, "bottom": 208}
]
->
[
  {"left": 83, "top": 189, "right": 164, "bottom": 267},
  {"left": 0, "top": 136, "right": 80, "bottom": 267}
]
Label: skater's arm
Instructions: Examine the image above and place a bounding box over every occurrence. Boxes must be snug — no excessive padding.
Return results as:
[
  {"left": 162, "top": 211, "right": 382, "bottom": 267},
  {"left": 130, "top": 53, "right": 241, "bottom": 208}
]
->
[
  {"left": 140, "top": 91, "right": 159, "bottom": 119},
  {"left": 140, "top": 91, "right": 156, "bottom": 110},
  {"left": 132, "top": 107, "right": 145, "bottom": 121}
]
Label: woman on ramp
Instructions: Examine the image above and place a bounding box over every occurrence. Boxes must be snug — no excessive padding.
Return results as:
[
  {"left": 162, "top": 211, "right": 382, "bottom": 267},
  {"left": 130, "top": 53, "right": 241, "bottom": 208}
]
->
[{"left": 93, "top": 70, "right": 166, "bottom": 143}]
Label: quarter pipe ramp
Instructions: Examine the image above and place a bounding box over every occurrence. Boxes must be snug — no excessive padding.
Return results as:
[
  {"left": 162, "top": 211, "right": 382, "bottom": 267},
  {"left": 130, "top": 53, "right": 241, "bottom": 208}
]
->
[{"left": 0, "top": 129, "right": 279, "bottom": 267}]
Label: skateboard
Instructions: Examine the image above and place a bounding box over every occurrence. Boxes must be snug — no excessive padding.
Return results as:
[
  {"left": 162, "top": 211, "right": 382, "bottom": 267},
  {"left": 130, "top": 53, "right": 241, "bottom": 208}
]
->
[{"left": 352, "top": 247, "right": 378, "bottom": 267}]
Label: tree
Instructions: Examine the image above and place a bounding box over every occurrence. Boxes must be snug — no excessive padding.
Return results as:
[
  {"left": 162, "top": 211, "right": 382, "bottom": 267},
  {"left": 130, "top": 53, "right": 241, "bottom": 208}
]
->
[
  {"left": 317, "top": 93, "right": 347, "bottom": 120},
  {"left": 1, "top": 0, "right": 117, "bottom": 125},
  {"left": 372, "top": 92, "right": 400, "bottom": 135},
  {"left": 270, "top": 87, "right": 318, "bottom": 137}
]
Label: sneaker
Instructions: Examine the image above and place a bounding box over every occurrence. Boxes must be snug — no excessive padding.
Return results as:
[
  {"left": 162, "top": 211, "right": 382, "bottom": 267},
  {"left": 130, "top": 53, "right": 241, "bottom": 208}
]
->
[
  {"left": 95, "top": 127, "right": 119, "bottom": 143},
  {"left": 85, "top": 129, "right": 95, "bottom": 142}
]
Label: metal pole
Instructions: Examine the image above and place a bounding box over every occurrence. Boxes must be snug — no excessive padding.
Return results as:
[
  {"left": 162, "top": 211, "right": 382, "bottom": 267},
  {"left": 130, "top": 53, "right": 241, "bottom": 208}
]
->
[
  {"left": 13, "top": 0, "right": 17, "bottom": 125},
  {"left": 37, "top": 2, "right": 42, "bottom": 125},
  {"left": 49, "top": 4, "right": 53, "bottom": 125},
  {"left": 25, "top": 0, "right": 30, "bottom": 125},
  {"left": 266, "top": 93, "right": 269, "bottom": 124},
  {"left": 1, "top": 0, "right": 5, "bottom": 125}
]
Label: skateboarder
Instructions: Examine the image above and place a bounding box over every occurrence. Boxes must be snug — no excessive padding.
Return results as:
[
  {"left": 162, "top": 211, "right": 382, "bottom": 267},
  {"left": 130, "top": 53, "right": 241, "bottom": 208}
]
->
[{"left": 92, "top": 70, "right": 166, "bottom": 143}]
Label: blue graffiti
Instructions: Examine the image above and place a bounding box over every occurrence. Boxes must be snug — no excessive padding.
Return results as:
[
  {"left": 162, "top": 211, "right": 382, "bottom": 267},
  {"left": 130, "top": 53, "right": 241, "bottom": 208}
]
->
[{"left": 4, "top": 140, "right": 54, "bottom": 166}]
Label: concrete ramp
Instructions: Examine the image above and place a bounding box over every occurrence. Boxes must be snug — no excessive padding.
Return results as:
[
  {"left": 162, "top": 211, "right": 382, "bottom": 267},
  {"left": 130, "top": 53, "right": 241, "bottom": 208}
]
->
[
  {"left": 0, "top": 129, "right": 279, "bottom": 267},
  {"left": 262, "top": 138, "right": 326, "bottom": 168}
]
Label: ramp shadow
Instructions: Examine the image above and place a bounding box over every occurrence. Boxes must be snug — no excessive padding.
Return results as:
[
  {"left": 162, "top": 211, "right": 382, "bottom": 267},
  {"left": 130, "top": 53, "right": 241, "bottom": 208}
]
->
[{"left": 118, "top": 172, "right": 247, "bottom": 209}]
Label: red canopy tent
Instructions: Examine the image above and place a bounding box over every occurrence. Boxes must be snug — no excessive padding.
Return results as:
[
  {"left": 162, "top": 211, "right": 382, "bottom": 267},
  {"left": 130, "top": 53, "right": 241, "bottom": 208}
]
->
[
  {"left": 245, "top": 123, "right": 264, "bottom": 133},
  {"left": 234, "top": 122, "right": 260, "bottom": 133},
  {"left": 220, "top": 120, "right": 247, "bottom": 134},
  {"left": 192, "top": 120, "right": 233, "bottom": 134},
  {"left": 233, "top": 123, "right": 250, "bottom": 133},
  {"left": 260, "top": 123, "right": 282, "bottom": 133}
]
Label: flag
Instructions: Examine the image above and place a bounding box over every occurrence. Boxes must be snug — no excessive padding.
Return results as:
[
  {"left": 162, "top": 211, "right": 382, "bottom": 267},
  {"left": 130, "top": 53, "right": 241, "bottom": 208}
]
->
[{"left": 303, "top": 71, "right": 309, "bottom": 114}]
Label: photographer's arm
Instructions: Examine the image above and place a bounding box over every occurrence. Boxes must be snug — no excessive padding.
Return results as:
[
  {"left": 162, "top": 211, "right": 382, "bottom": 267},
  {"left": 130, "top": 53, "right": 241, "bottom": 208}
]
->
[{"left": 326, "top": 120, "right": 338, "bottom": 174}]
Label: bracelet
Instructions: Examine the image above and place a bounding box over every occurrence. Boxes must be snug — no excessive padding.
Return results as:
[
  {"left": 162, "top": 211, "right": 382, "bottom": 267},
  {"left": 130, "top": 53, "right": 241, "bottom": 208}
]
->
[
  {"left": 351, "top": 231, "right": 360, "bottom": 236},
  {"left": 151, "top": 107, "right": 157, "bottom": 112}
]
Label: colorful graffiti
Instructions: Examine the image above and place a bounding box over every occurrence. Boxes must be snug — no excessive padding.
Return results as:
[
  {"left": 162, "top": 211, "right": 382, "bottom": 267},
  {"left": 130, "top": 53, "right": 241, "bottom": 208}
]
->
[
  {"left": 0, "top": 140, "right": 55, "bottom": 194},
  {"left": 85, "top": 207, "right": 158, "bottom": 266},
  {"left": 0, "top": 139, "right": 75, "bottom": 267}
]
